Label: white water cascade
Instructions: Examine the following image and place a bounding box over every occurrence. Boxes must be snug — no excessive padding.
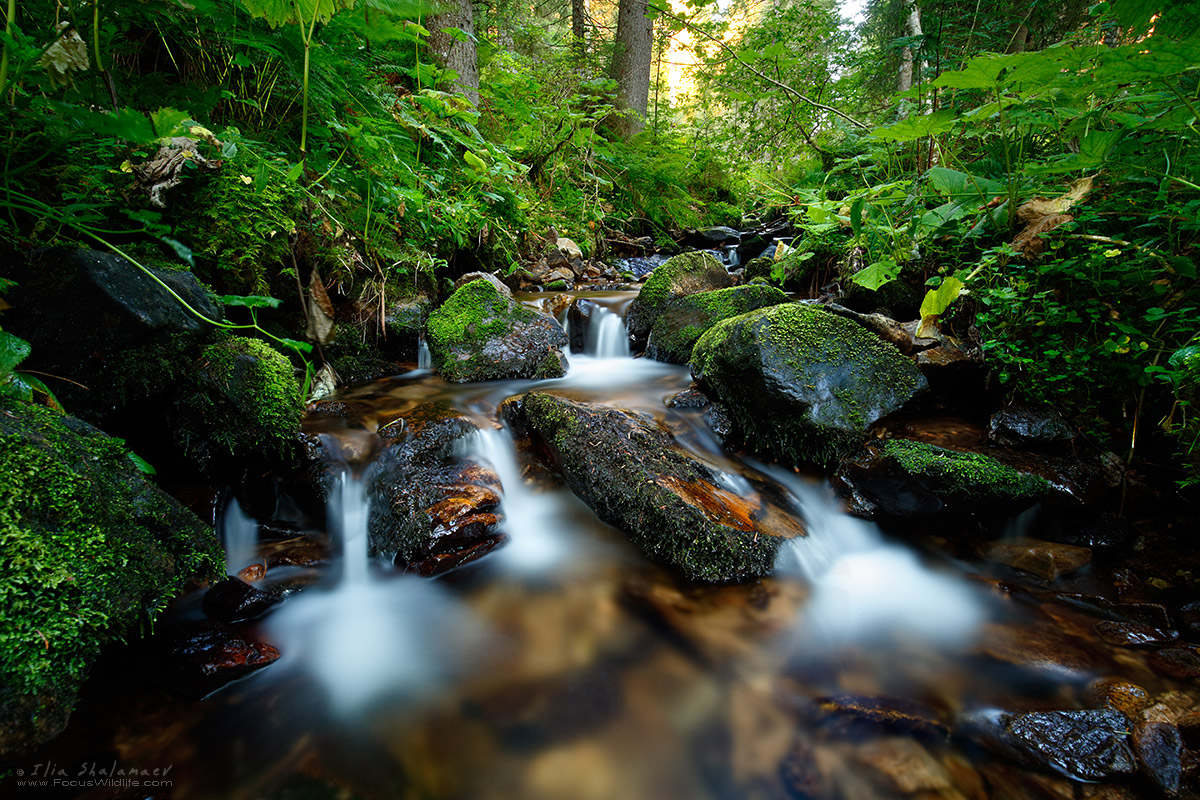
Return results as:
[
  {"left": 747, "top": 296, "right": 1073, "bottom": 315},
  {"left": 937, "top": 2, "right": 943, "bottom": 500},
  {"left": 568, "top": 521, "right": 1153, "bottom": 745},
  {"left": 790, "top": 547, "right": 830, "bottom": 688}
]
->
[
  {"left": 417, "top": 332, "right": 432, "bottom": 370},
  {"left": 458, "top": 426, "right": 575, "bottom": 574},
  {"left": 585, "top": 305, "right": 631, "bottom": 359},
  {"left": 266, "top": 465, "right": 485, "bottom": 713},
  {"left": 768, "top": 466, "right": 984, "bottom": 645},
  {"left": 219, "top": 497, "right": 259, "bottom": 575}
]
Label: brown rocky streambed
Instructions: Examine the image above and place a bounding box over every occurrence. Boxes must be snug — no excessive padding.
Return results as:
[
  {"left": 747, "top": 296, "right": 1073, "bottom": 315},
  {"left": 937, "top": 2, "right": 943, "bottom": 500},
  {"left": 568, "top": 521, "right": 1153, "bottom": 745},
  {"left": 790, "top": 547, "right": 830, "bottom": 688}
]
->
[{"left": 10, "top": 286, "right": 1200, "bottom": 800}]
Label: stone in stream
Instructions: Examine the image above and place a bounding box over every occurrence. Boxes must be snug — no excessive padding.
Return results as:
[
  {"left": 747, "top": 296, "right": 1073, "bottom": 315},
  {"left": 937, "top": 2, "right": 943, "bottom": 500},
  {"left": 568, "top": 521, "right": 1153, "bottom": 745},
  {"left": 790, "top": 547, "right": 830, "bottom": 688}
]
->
[
  {"left": 202, "top": 576, "right": 280, "bottom": 622},
  {"left": 835, "top": 439, "right": 1049, "bottom": 519},
  {"left": 1150, "top": 648, "right": 1200, "bottom": 680},
  {"left": 566, "top": 298, "right": 600, "bottom": 353},
  {"left": 978, "top": 539, "right": 1092, "bottom": 580},
  {"left": 520, "top": 392, "right": 798, "bottom": 582},
  {"left": 368, "top": 402, "right": 506, "bottom": 576},
  {"left": 1133, "top": 720, "right": 1183, "bottom": 796},
  {"left": 426, "top": 278, "right": 568, "bottom": 382},
  {"left": 814, "top": 695, "right": 949, "bottom": 742},
  {"left": 159, "top": 621, "right": 280, "bottom": 694},
  {"left": 690, "top": 303, "right": 927, "bottom": 467},
  {"left": 959, "top": 708, "right": 1137, "bottom": 782},
  {"left": 644, "top": 284, "right": 788, "bottom": 364},
  {"left": 1093, "top": 620, "right": 1180, "bottom": 647},
  {"left": 989, "top": 403, "right": 1076, "bottom": 448},
  {"left": 625, "top": 251, "right": 732, "bottom": 351}
]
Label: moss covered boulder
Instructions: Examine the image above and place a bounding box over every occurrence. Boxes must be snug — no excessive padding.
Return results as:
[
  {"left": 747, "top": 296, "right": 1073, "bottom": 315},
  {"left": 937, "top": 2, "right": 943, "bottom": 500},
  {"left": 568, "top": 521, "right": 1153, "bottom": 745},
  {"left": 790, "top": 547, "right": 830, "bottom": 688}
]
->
[
  {"left": 835, "top": 439, "right": 1050, "bottom": 519},
  {"left": 521, "top": 392, "right": 799, "bottom": 582},
  {"left": 625, "top": 251, "right": 732, "bottom": 351},
  {"left": 0, "top": 399, "right": 222, "bottom": 755},
  {"left": 645, "top": 285, "right": 789, "bottom": 364},
  {"left": 690, "top": 303, "right": 927, "bottom": 466},
  {"left": 426, "top": 279, "right": 568, "bottom": 382},
  {"left": 173, "top": 336, "right": 303, "bottom": 473}
]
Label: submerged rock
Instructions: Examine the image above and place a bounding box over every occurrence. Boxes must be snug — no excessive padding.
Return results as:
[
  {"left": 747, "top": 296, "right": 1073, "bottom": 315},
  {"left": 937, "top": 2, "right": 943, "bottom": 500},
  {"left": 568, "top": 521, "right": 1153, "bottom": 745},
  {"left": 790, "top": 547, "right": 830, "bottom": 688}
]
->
[
  {"left": 979, "top": 539, "right": 1092, "bottom": 580},
  {"left": 644, "top": 285, "right": 788, "bottom": 364},
  {"left": 836, "top": 439, "right": 1049, "bottom": 519},
  {"left": 815, "top": 695, "right": 949, "bottom": 742},
  {"left": 202, "top": 577, "right": 280, "bottom": 622},
  {"left": 625, "top": 251, "right": 732, "bottom": 350},
  {"left": 1133, "top": 720, "right": 1183, "bottom": 796},
  {"left": 961, "top": 708, "right": 1136, "bottom": 782},
  {"left": 161, "top": 621, "right": 280, "bottom": 694},
  {"left": 0, "top": 398, "right": 222, "bottom": 754},
  {"left": 426, "top": 279, "right": 568, "bottom": 382},
  {"left": 521, "top": 392, "right": 793, "bottom": 582},
  {"left": 691, "top": 304, "right": 927, "bottom": 467},
  {"left": 989, "top": 403, "right": 1076, "bottom": 448}
]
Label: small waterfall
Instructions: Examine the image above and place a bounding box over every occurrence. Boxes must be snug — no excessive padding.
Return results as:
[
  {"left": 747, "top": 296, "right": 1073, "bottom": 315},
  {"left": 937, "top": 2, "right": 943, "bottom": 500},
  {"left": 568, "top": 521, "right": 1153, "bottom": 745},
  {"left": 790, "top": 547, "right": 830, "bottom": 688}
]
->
[
  {"left": 768, "top": 467, "right": 982, "bottom": 644},
  {"left": 329, "top": 471, "right": 371, "bottom": 584},
  {"left": 585, "top": 306, "right": 630, "bottom": 359},
  {"left": 219, "top": 497, "right": 258, "bottom": 575},
  {"left": 417, "top": 332, "right": 432, "bottom": 370},
  {"left": 459, "top": 426, "right": 570, "bottom": 573}
]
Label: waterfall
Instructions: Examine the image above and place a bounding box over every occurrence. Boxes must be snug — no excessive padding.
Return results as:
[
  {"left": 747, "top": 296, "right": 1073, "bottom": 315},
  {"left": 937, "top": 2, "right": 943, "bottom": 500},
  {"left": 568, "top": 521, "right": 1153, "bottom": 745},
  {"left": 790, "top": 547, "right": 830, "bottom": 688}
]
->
[
  {"left": 329, "top": 470, "right": 371, "bottom": 584},
  {"left": 219, "top": 497, "right": 258, "bottom": 575},
  {"left": 458, "top": 425, "right": 571, "bottom": 574},
  {"left": 417, "top": 332, "right": 432, "bottom": 370},
  {"left": 767, "top": 467, "right": 983, "bottom": 644},
  {"left": 585, "top": 306, "right": 631, "bottom": 358}
]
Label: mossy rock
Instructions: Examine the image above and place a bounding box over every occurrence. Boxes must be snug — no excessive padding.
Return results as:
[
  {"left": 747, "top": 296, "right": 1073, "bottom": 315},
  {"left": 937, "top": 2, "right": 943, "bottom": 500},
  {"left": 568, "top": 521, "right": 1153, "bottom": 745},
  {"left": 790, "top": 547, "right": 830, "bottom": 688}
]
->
[
  {"left": 625, "top": 251, "right": 732, "bottom": 350},
  {"left": 173, "top": 336, "right": 303, "bottom": 474},
  {"left": 380, "top": 294, "right": 435, "bottom": 361},
  {"left": 521, "top": 392, "right": 791, "bottom": 582},
  {"left": 645, "top": 285, "right": 789, "bottom": 364},
  {"left": 836, "top": 439, "right": 1051, "bottom": 520},
  {"left": 426, "top": 279, "right": 568, "bottom": 383},
  {"left": 0, "top": 399, "right": 222, "bottom": 755},
  {"left": 744, "top": 251, "right": 816, "bottom": 290},
  {"left": 690, "top": 303, "right": 927, "bottom": 467}
]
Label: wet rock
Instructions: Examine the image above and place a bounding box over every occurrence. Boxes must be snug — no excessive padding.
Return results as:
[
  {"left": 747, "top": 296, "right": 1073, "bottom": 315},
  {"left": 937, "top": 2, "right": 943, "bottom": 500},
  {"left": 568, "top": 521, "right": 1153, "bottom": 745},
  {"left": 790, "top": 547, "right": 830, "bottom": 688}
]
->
[
  {"left": 426, "top": 278, "right": 568, "bottom": 382},
  {"left": 522, "top": 392, "right": 795, "bottom": 582},
  {"left": 704, "top": 402, "right": 736, "bottom": 441},
  {"left": 162, "top": 621, "right": 280, "bottom": 693},
  {"left": 815, "top": 695, "right": 949, "bottom": 742},
  {"left": 978, "top": 622, "right": 1097, "bottom": 678},
  {"left": 262, "top": 537, "right": 329, "bottom": 569},
  {"left": 625, "top": 251, "right": 732, "bottom": 350},
  {"left": 1133, "top": 720, "right": 1182, "bottom": 796},
  {"left": 665, "top": 387, "right": 710, "bottom": 409},
  {"left": 779, "top": 738, "right": 830, "bottom": 800},
  {"left": 979, "top": 539, "right": 1092, "bottom": 580},
  {"left": 644, "top": 284, "right": 788, "bottom": 364},
  {"left": 453, "top": 271, "right": 513, "bottom": 298},
  {"left": 989, "top": 403, "right": 1075, "bottom": 449},
  {"left": 836, "top": 440, "right": 1049, "bottom": 520},
  {"left": 915, "top": 341, "right": 983, "bottom": 386},
  {"left": 853, "top": 738, "right": 953, "bottom": 794},
  {"left": 1051, "top": 594, "right": 1172, "bottom": 628},
  {"left": 202, "top": 577, "right": 280, "bottom": 622},
  {"left": 1150, "top": 648, "right": 1200, "bottom": 680},
  {"left": 237, "top": 562, "right": 266, "bottom": 582},
  {"left": 380, "top": 294, "right": 434, "bottom": 361},
  {"left": 566, "top": 298, "right": 600, "bottom": 353},
  {"left": 1175, "top": 601, "right": 1200, "bottom": 638},
  {"left": 691, "top": 304, "right": 927, "bottom": 467},
  {"left": 961, "top": 707, "right": 1136, "bottom": 781},
  {"left": 1094, "top": 620, "right": 1179, "bottom": 647},
  {"left": 1089, "top": 679, "right": 1151, "bottom": 720},
  {"left": 684, "top": 226, "right": 742, "bottom": 247}
]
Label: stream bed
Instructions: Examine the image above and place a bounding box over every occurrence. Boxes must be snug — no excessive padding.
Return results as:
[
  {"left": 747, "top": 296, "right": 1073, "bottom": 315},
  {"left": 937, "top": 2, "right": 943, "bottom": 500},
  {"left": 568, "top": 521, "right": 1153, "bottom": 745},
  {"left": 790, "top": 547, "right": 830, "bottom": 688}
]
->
[{"left": 24, "top": 291, "right": 1200, "bottom": 799}]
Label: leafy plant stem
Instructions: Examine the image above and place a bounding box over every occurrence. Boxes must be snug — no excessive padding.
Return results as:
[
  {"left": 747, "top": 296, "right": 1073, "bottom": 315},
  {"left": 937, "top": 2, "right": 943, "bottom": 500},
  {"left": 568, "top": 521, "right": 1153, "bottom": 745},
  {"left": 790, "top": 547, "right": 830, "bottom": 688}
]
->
[{"left": 0, "top": 0, "right": 15, "bottom": 99}]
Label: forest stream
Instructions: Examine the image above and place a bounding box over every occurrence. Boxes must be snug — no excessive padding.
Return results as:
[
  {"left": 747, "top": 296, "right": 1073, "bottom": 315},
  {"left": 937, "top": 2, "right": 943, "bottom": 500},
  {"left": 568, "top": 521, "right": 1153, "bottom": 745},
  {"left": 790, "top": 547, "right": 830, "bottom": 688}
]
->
[{"left": 21, "top": 290, "right": 1200, "bottom": 800}]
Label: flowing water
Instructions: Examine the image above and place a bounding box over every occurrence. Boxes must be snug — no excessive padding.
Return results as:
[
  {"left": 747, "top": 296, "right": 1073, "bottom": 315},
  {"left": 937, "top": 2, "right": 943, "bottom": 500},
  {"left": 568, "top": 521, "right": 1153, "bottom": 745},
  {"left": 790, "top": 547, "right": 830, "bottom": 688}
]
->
[{"left": 30, "top": 290, "right": 1199, "bottom": 799}]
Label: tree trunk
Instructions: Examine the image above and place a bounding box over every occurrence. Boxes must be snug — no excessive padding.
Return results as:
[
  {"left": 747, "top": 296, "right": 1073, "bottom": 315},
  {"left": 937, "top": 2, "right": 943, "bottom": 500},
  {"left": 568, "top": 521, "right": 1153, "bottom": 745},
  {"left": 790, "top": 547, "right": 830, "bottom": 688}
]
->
[
  {"left": 572, "top": 0, "right": 587, "bottom": 60},
  {"left": 609, "top": 0, "right": 653, "bottom": 137},
  {"left": 896, "top": 0, "right": 928, "bottom": 117},
  {"left": 428, "top": 0, "right": 478, "bottom": 106}
]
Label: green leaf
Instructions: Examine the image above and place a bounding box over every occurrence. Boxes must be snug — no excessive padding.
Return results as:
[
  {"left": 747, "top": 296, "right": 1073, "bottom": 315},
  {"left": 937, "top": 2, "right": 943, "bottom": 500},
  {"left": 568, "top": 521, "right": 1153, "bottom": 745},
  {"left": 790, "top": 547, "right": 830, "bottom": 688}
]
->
[
  {"left": 849, "top": 198, "right": 864, "bottom": 241},
  {"left": 237, "top": 0, "right": 355, "bottom": 28},
  {"left": 275, "top": 336, "right": 314, "bottom": 354},
  {"left": 151, "top": 107, "right": 193, "bottom": 138},
  {"left": 0, "top": 330, "right": 32, "bottom": 374},
  {"left": 463, "top": 150, "right": 487, "bottom": 171},
  {"left": 285, "top": 162, "right": 304, "bottom": 183},
  {"left": 919, "top": 276, "right": 965, "bottom": 318},
  {"left": 870, "top": 110, "right": 957, "bottom": 142},
  {"left": 161, "top": 238, "right": 195, "bottom": 267},
  {"left": 932, "top": 54, "right": 1011, "bottom": 89},
  {"left": 128, "top": 452, "right": 157, "bottom": 476},
  {"left": 219, "top": 294, "right": 283, "bottom": 308},
  {"left": 851, "top": 259, "right": 900, "bottom": 291},
  {"left": 927, "top": 167, "right": 1003, "bottom": 199}
]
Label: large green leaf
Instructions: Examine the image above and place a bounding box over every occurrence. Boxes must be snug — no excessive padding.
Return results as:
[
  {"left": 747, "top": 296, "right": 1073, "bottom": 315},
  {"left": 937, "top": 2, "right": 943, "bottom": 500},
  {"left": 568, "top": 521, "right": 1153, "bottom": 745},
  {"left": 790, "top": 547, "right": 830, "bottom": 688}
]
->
[
  {"left": 926, "top": 167, "right": 1003, "bottom": 200},
  {"left": 870, "top": 110, "right": 957, "bottom": 142},
  {"left": 851, "top": 259, "right": 900, "bottom": 291},
  {"left": 919, "top": 277, "right": 965, "bottom": 319},
  {"left": 238, "top": 0, "right": 355, "bottom": 28},
  {"left": 0, "top": 330, "right": 31, "bottom": 374}
]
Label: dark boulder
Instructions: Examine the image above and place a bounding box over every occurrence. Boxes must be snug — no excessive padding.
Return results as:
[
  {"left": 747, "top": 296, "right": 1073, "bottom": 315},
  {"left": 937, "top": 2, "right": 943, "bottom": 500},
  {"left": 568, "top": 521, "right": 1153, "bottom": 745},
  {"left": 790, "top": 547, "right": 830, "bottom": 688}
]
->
[
  {"left": 521, "top": 392, "right": 797, "bottom": 582},
  {"left": 566, "top": 298, "right": 601, "bottom": 354},
  {"left": 644, "top": 285, "right": 788, "bottom": 364},
  {"left": 159, "top": 621, "right": 280, "bottom": 695},
  {"left": 367, "top": 402, "right": 505, "bottom": 575},
  {"left": 1134, "top": 720, "right": 1183, "bottom": 796},
  {"left": 202, "top": 577, "right": 280, "bottom": 622},
  {"left": 625, "top": 251, "right": 732, "bottom": 350},
  {"left": 690, "top": 303, "right": 927, "bottom": 466},
  {"left": 835, "top": 439, "right": 1049, "bottom": 520},
  {"left": 960, "top": 708, "right": 1137, "bottom": 782},
  {"left": 0, "top": 398, "right": 222, "bottom": 755},
  {"left": 426, "top": 279, "right": 568, "bottom": 382},
  {"left": 989, "top": 403, "right": 1077, "bottom": 448}
]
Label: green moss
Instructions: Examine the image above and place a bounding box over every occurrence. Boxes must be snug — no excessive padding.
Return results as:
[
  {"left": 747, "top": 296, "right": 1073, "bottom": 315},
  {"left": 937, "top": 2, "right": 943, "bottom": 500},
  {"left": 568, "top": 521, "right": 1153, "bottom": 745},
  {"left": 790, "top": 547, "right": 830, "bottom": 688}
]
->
[
  {"left": 173, "top": 335, "right": 302, "bottom": 470},
  {"left": 638, "top": 251, "right": 725, "bottom": 308},
  {"left": 427, "top": 280, "right": 534, "bottom": 350},
  {"left": 0, "top": 399, "right": 221, "bottom": 734},
  {"left": 881, "top": 439, "right": 1049, "bottom": 504},
  {"left": 647, "top": 285, "right": 788, "bottom": 364}
]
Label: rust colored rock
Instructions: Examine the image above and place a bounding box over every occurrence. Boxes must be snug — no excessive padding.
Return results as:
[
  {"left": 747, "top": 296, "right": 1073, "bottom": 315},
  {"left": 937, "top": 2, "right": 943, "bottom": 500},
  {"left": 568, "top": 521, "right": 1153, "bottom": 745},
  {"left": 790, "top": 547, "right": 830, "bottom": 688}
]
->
[
  {"left": 852, "top": 738, "right": 953, "bottom": 794},
  {"left": 164, "top": 621, "right": 279, "bottom": 693},
  {"left": 815, "top": 695, "right": 949, "bottom": 742},
  {"left": 1089, "top": 679, "right": 1150, "bottom": 720},
  {"left": 979, "top": 539, "right": 1092, "bottom": 581},
  {"left": 236, "top": 562, "right": 266, "bottom": 582},
  {"left": 1133, "top": 720, "right": 1182, "bottom": 796},
  {"left": 408, "top": 533, "right": 507, "bottom": 577},
  {"left": 1094, "top": 620, "right": 1179, "bottom": 647},
  {"left": 202, "top": 576, "right": 279, "bottom": 622},
  {"left": 978, "top": 622, "right": 1097, "bottom": 677},
  {"left": 1151, "top": 648, "right": 1200, "bottom": 680},
  {"left": 263, "top": 537, "right": 329, "bottom": 568}
]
